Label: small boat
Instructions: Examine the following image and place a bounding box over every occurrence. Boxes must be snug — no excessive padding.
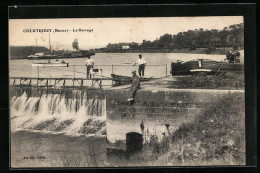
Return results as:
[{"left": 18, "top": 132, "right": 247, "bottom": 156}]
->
[
  {"left": 170, "top": 58, "right": 243, "bottom": 75},
  {"left": 111, "top": 74, "right": 152, "bottom": 86},
  {"left": 32, "top": 61, "right": 69, "bottom": 67},
  {"left": 28, "top": 50, "right": 95, "bottom": 60},
  {"left": 28, "top": 52, "right": 57, "bottom": 60}
]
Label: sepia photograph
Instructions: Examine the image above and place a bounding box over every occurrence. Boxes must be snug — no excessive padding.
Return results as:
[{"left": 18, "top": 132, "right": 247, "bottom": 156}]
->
[{"left": 9, "top": 16, "right": 245, "bottom": 167}]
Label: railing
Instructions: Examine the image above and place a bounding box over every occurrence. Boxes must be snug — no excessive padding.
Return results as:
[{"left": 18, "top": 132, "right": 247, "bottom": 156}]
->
[
  {"left": 9, "top": 64, "right": 168, "bottom": 79},
  {"left": 9, "top": 64, "right": 168, "bottom": 88},
  {"left": 9, "top": 77, "right": 112, "bottom": 88}
]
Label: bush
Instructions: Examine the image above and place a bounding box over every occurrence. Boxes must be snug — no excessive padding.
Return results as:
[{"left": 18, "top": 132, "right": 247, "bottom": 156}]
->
[
  {"left": 173, "top": 72, "right": 244, "bottom": 89},
  {"left": 206, "top": 46, "right": 216, "bottom": 54},
  {"left": 169, "top": 93, "right": 245, "bottom": 165},
  {"left": 233, "top": 44, "right": 239, "bottom": 50}
]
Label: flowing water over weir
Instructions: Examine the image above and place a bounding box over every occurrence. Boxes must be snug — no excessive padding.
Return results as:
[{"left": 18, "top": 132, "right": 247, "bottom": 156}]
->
[{"left": 10, "top": 90, "right": 106, "bottom": 136}]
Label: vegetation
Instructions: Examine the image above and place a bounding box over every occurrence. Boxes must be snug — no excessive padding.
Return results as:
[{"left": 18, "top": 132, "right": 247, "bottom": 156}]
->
[
  {"left": 136, "top": 23, "right": 244, "bottom": 50},
  {"left": 172, "top": 72, "right": 244, "bottom": 90},
  {"left": 99, "top": 23, "right": 244, "bottom": 53},
  {"left": 72, "top": 39, "right": 79, "bottom": 50},
  {"left": 123, "top": 93, "right": 245, "bottom": 166},
  {"left": 9, "top": 46, "right": 50, "bottom": 59}
]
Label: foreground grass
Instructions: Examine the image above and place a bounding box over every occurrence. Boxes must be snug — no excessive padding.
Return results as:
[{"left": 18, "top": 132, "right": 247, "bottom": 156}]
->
[
  {"left": 126, "top": 93, "right": 245, "bottom": 166},
  {"left": 172, "top": 72, "right": 244, "bottom": 90}
]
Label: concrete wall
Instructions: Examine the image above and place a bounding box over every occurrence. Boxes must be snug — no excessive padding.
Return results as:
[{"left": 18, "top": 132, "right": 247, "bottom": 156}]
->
[{"left": 105, "top": 88, "right": 244, "bottom": 150}]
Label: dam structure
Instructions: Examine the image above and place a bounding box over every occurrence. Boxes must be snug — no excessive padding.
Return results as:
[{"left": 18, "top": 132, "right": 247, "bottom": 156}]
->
[
  {"left": 10, "top": 89, "right": 106, "bottom": 136},
  {"left": 10, "top": 76, "right": 245, "bottom": 154}
]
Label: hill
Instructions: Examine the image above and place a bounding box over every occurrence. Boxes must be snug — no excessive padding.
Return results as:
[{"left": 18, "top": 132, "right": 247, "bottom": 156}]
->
[{"left": 9, "top": 46, "right": 50, "bottom": 59}]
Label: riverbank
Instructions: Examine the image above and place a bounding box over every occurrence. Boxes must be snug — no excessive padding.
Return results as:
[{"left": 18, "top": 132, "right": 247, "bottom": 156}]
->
[
  {"left": 122, "top": 93, "right": 245, "bottom": 166},
  {"left": 95, "top": 48, "right": 238, "bottom": 55},
  {"left": 171, "top": 73, "right": 244, "bottom": 90},
  {"left": 10, "top": 48, "right": 243, "bottom": 60}
]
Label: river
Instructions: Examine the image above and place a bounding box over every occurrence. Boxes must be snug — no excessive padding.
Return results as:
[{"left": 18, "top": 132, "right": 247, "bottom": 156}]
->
[
  {"left": 9, "top": 53, "right": 226, "bottom": 78},
  {"left": 10, "top": 52, "right": 227, "bottom": 167},
  {"left": 10, "top": 90, "right": 107, "bottom": 167}
]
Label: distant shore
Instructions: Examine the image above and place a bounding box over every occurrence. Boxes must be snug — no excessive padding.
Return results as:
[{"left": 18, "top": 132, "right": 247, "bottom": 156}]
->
[
  {"left": 10, "top": 48, "right": 243, "bottom": 60},
  {"left": 95, "top": 48, "right": 237, "bottom": 55}
]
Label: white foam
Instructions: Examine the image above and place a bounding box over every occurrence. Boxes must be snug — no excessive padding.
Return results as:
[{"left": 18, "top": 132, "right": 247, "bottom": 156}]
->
[{"left": 10, "top": 91, "right": 106, "bottom": 136}]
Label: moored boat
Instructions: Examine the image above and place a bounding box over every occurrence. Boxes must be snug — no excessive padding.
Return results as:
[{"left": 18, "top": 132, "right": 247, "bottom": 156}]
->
[
  {"left": 111, "top": 74, "right": 152, "bottom": 86},
  {"left": 32, "top": 62, "right": 69, "bottom": 67},
  {"left": 28, "top": 50, "right": 95, "bottom": 60}
]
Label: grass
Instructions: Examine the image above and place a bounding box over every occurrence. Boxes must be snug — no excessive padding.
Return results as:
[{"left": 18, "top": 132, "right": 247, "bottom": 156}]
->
[
  {"left": 124, "top": 93, "right": 245, "bottom": 166},
  {"left": 172, "top": 72, "right": 244, "bottom": 90}
]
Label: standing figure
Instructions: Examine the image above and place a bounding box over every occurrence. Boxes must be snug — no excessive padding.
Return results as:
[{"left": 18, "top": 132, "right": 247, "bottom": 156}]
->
[
  {"left": 133, "top": 54, "right": 146, "bottom": 77},
  {"left": 127, "top": 70, "right": 140, "bottom": 102},
  {"left": 85, "top": 56, "right": 94, "bottom": 78},
  {"left": 140, "top": 121, "right": 144, "bottom": 134}
]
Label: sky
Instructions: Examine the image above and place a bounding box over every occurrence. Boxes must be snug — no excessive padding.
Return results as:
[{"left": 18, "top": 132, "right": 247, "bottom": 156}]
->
[{"left": 9, "top": 16, "right": 243, "bottom": 50}]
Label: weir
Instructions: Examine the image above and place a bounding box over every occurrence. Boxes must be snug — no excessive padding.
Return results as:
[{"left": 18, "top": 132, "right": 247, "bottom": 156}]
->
[
  {"left": 10, "top": 88, "right": 106, "bottom": 136},
  {"left": 10, "top": 85, "right": 245, "bottom": 153}
]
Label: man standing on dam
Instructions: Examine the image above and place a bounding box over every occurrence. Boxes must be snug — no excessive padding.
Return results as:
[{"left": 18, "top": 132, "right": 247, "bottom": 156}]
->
[
  {"left": 133, "top": 54, "right": 146, "bottom": 77},
  {"left": 127, "top": 70, "right": 140, "bottom": 102},
  {"left": 85, "top": 56, "right": 94, "bottom": 78}
]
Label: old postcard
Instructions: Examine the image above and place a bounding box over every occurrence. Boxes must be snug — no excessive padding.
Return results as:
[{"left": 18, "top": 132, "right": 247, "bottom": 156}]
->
[{"left": 9, "top": 16, "right": 245, "bottom": 167}]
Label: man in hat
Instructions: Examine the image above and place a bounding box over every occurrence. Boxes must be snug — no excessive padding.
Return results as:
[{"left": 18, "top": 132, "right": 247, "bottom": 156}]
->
[
  {"left": 133, "top": 54, "right": 146, "bottom": 77},
  {"left": 127, "top": 70, "right": 140, "bottom": 101}
]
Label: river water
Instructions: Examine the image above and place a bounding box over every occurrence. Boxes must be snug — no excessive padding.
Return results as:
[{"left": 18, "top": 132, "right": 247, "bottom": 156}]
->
[
  {"left": 9, "top": 53, "right": 226, "bottom": 78},
  {"left": 10, "top": 52, "right": 227, "bottom": 167},
  {"left": 10, "top": 91, "right": 107, "bottom": 167}
]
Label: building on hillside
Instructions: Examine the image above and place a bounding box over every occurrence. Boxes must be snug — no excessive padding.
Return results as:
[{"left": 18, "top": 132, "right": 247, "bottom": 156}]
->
[
  {"left": 118, "top": 43, "right": 132, "bottom": 49},
  {"left": 107, "top": 43, "right": 133, "bottom": 50}
]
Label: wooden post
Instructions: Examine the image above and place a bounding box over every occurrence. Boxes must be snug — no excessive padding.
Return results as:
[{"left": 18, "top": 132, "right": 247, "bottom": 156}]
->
[
  {"left": 165, "top": 64, "right": 167, "bottom": 77},
  {"left": 73, "top": 65, "right": 75, "bottom": 78},
  {"left": 63, "top": 80, "right": 65, "bottom": 87},
  {"left": 37, "top": 66, "right": 39, "bottom": 79},
  {"left": 81, "top": 79, "right": 83, "bottom": 87},
  {"left": 46, "top": 79, "right": 49, "bottom": 93},
  {"left": 99, "top": 79, "right": 102, "bottom": 88},
  {"left": 100, "top": 70, "right": 103, "bottom": 88},
  {"left": 112, "top": 64, "right": 114, "bottom": 74}
]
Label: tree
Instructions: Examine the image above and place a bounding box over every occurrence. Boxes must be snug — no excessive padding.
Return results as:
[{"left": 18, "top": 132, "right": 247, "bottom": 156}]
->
[
  {"left": 157, "top": 34, "right": 173, "bottom": 48},
  {"left": 129, "top": 42, "right": 139, "bottom": 49},
  {"left": 72, "top": 39, "right": 79, "bottom": 50}
]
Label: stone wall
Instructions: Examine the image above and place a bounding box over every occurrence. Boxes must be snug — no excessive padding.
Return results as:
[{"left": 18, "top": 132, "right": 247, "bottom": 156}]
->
[{"left": 105, "top": 88, "right": 245, "bottom": 150}]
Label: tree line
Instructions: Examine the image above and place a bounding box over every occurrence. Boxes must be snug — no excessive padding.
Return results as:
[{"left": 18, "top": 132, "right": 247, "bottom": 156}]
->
[
  {"left": 10, "top": 46, "right": 50, "bottom": 59},
  {"left": 129, "top": 23, "right": 244, "bottom": 50}
]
